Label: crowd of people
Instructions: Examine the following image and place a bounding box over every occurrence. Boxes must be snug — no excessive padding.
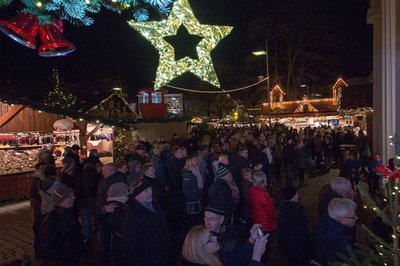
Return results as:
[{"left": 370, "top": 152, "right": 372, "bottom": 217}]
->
[{"left": 26, "top": 124, "right": 389, "bottom": 266}]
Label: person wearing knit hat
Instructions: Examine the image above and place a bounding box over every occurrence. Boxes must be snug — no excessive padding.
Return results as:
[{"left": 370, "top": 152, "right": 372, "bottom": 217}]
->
[
  {"left": 278, "top": 186, "right": 310, "bottom": 265},
  {"left": 120, "top": 179, "right": 170, "bottom": 265},
  {"left": 204, "top": 203, "right": 264, "bottom": 266},
  {"left": 51, "top": 184, "right": 75, "bottom": 207},
  {"left": 107, "top": 182, "right": 129, "bottom": 203},
  {"left": 105, "top": 182, "right": 129, "bottom": 266},
  {"left": 216, "top": 164, "right": 230, "bottom": 179},
  {"left": 208, "top": 164, "right": 234, "bottom": 226},
  {"left": 39, "top": 184, "right": 82, "bottom": 265}
]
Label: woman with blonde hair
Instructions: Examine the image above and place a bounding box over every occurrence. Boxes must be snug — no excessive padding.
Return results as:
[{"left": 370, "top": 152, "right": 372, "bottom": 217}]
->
[
  {"left": 178, "top": 225, "right": 268, "bottom": 266},
  {"left": 179, "top": 225, "right": 222, "bottom": 266}
]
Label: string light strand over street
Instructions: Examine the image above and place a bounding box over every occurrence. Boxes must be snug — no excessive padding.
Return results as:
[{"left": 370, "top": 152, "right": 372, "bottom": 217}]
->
[{"left": 165, "top": 76, "right": 269, "bottom": 94}]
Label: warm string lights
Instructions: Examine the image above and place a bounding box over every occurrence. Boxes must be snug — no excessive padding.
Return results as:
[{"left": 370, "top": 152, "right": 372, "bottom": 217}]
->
[
  {"left": 128, "top": 0, "right": 232, "bottom": 89},
  {"left": 354, "top": 134, "right": 400, "bottom": 265},
  {"left": 45, "top": 69, "right": 77, "bottom": 109}
]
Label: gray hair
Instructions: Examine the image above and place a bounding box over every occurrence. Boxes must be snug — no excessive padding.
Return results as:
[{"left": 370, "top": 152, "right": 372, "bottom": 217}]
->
[
  {"left": 253, "top": 172, "right": 266, "bottom": 187},
  {"left": 328, "top": 198, "right": 357, "bottom": 220},
  {"left": 330, "top": 177, "right": 352, "bottom": 195}
]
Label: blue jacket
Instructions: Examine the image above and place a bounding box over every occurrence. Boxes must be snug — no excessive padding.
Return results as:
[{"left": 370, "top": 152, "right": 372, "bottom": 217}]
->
[{"left": 313, "top": 216, "right": 355, "bottom": 265}]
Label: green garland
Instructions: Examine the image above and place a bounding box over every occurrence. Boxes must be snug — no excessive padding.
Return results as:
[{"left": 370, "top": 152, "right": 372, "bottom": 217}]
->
[{"left": 0, "top": 0, "right": 173, "bottom": 26}]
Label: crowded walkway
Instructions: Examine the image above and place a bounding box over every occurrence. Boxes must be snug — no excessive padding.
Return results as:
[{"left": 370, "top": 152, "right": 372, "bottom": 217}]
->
[{"left": 0, "top": 124, "right": 383, "bottom": 265}]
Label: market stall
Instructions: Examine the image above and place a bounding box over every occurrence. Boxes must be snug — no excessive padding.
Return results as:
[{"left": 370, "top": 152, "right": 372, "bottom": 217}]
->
[{"left": 0, "top": 101, "right": 80, "bottom": 201}]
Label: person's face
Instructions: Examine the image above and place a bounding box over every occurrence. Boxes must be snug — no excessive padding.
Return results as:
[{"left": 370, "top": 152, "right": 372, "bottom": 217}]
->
[
  {"left": 204, "top": 230, "right": 220, "bottom": 253},
  {"left": 240, "top": 149, "right": 248, "bottom": 158},
  {"left": 181, "top": 148, "right": 187, "bottom": 158},
  {"left": 374, "top": 154, "right": 381, "bottom": 161},
  {"left": 204, "top": 211, "right": 224, "bottom": 233},
  {"left": 135, "top": 187, "right": 153, "bottom": 203},
  {"left": 221, "top": 156, "right": 229, "bottom": 165},
  {"left": 134, "top": 164, "right": 142, "bottom": 173},
  {"left": 145, "top": 166, "right": 156, "bottom": 177},
  {"left": 103, "top": 165, "right": 116, "bottom": 178},
  {"left": 254, "top": 163, "right": 262, "bottom": 172},
  {"left": 339, "top": 211, "right": 358, "bottom": 227},
  {"left": 243, "top": 172, "right": 253, "bottom": 181},
  {"left": 59, "top": 193, "right": 75, "bottom": 209},
  {"left": 136, "top": 149, "right": 146, "bottom": 157},
  {"left": 189, "top": 157, "right": 199, "bottom": 167},
  {"left": 119, "top": 165, "right": 129, "bottom": 174}
]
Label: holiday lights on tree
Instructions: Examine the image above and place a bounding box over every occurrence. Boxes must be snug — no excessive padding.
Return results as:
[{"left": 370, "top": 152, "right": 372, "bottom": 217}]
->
[
  {"left": 45, "top": 69, "right": 77, "bottom": 109},
  {"left": 336, "top": 134, "right": 400, "bottom": 266}
]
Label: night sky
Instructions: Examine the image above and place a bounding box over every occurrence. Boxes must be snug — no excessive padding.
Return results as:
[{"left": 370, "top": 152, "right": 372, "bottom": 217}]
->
[{"left": 0, "top": 0, "right": 372, "bottom": 102}]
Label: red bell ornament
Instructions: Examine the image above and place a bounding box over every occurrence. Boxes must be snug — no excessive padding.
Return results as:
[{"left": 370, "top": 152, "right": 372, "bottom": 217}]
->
[
  {"left": 0, "top": 13, "right": 39, "bottom": 49},
  {"left": 38, "top": 23, "right": 76, "bottom": 57}
]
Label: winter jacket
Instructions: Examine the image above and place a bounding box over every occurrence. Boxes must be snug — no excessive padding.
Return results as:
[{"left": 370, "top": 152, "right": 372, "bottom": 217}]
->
[
  {"left": 218, "top": 224, "right": 254, "bottom": 266},
  {"left": 121, "top": 199, "right": 170, "bottom": 266},
  {"left": 96, "top": 172, "right": 126, "bottom": 215},
  {"left": 278, "top": 200, "right": 310, "bottom": 260},
  {"left": 318, "top": 187, "right": 342, "bottom": 218},
  {"left": 208, "top": 178, "right": 233, "bottom": 219},
  {"left": 248, "top": 186, "right": 278, "bottom": 232},
  {"left": 39, "top": 207, "right": 83, "bottom": 265},
  {"left": 75, "top": 172, "right": 100, "bottom": 209},
  {"left": 283, "top": 144, "right": 296, "bottom": 165},
  {"left": 150, "top": 154, "right": 167, "bottom": 186},
  {"left": 240, "top": 177, "right": 253, "bottom": 220},
  {"left": 28, "top": 172, "right": 42, "bottom": 219},
  {"left": 38, "top": 176, "right": 61, "bottom": 215},
  {"left": 177, "top": 257, "right": 265, "bottom": 266},
  {"left": 313, "top": 216, "right": 355, "bottom": 265},
  {"left": 182, "top": 169, "right": 202, "bottom": 203}
]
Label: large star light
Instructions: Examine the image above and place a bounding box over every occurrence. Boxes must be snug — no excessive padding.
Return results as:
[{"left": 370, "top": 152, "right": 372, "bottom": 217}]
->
[{"left": 128, "top": 0, "right": 233, "bottom": 89}]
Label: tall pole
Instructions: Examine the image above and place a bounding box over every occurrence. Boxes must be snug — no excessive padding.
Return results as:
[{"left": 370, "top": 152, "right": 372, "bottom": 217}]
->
[{"left": 265, "top": 38, "right": 271, "bottom": 124}]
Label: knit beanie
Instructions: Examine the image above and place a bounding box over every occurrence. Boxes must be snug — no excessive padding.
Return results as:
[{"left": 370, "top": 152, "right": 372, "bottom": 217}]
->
[
  {"left": 205, "top": 205, "right": 225, "bottom": 216},
  {"left": 52, "top": 184, "right": 74, "bottom": 206},
  {"left": 107, "top": 182, "right": 129, "bottom": 198},
  {"left": 217, "top": 164, "right": 230, "bottom": 179}
]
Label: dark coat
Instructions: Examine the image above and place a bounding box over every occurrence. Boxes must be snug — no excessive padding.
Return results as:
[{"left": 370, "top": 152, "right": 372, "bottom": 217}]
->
[
  {"left": 218, "top": 224, "right": 254, "bottom": 266},
  {"left": 278, "top": 200, "right": 310, "bottom": 260},
  {"left": 239, "top": 177, "right": 253, "bottom": 219},
  {"left": 230, "top": 154, "right": 249, "bottom": 183},
  {"left": 38, "top": 208, "right": 83, "bottom": 265},
  {"left": 208, "top": 178, "right": 232, "bottom": 219},
  {"left": 295, "top": 147, "right": 307, "bottom": 170},
  {"left": 318, "top": 187, "right": 342, "bottom": 218},
  {"left": 283, "top": 144, "right": 296, "bottom": 164},
  {"left": 168, "top": 157, "right": 186, "bottom": 190},
  {"left": 177, "top": 256, "right": 265, "bottom": 266},
  {"left": 75, "top": 172, "right": 100, "bottom": 209},
  {"left": 121, "top": 199, "right": 170, "bottom": 266},
  {"left": 96, "top": 172, "right": 127, "bottom": 215},
  {"left": 313, "top": 216, "right": 355, "bottom": 265},
  {"left": 150, "top": 154, "right": 167, "bottom": 186},
  {"left": 28, "top": 173, "right": 42, "bottom": 219},
  {"left": 182, "top": 169, "right": 201, "bottom": 202},
  {"left": 86, "top": 155, "right": 101, "bottom": 166}
]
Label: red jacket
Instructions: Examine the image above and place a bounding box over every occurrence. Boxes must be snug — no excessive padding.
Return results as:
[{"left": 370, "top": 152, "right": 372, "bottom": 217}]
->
[{"left": 249, "top": 186, "right": 278, "bottom": 232}]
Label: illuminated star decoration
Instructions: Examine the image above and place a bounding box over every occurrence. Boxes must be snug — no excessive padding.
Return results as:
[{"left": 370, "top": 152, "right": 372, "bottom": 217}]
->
[{"left": 128, "top": 0, "right": 233, "bottom": 89}]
